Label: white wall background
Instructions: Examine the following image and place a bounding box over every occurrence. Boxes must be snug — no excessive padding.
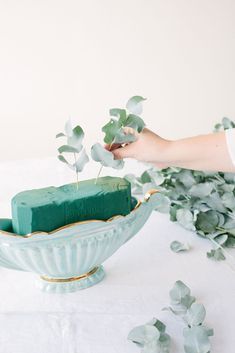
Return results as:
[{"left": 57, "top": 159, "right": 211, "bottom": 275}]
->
[{"left": 0, "top": 0, "right": 235, "bottom": 162}]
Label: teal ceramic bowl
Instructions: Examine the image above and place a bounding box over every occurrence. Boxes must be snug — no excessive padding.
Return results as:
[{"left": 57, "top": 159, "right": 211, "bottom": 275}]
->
[{"left": 0, "top": 190, "right": 158, "bottom": 293}]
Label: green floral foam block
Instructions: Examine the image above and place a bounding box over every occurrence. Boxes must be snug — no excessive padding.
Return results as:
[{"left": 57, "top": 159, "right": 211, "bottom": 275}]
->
[
  {"left": 11, "top": 176, "right": 131, "bottom": 235},
  {"left": 0, "top": 219, "right": 13, "bottom": 232}
]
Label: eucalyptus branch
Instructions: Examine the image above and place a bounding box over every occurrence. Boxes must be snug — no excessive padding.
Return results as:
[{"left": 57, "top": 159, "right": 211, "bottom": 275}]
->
[
  {"left": 128, "top": 281, "right": 213, "bottom": 353},
  {"left": 92, "top": 95, "right": 146, "bottom": 184},
  {"left": 95, "top": 142, "right": 114, "bottom": 184},
  {"left": 56, "top": 120, "right": 89, "bottom": 189},
  {"left": 163, "top": 281, "right": 213, "bottom": 353},
  {"left": 73, "top": 152, "right": 79, "bottom": 190}
]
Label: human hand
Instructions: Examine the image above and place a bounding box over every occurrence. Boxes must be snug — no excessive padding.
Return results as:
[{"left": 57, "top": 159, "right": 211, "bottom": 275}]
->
[
  {"left": 106, "top": 127, "right": 235, "bottom": 173},
  {"left": 106, "top": 127, "right": 172, "bottom": 169}
]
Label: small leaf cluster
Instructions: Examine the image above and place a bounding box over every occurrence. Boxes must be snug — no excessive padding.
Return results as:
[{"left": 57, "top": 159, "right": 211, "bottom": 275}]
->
[
  {"left": 91, "top": 96, "right": 146, "bottom": 171},
  {"left": 165, "top": 281, "right": 213, "bottom": 353},
  {"left": 128, "top": 281, "right": 213, "bottom": 353},
  {"left": 128, "top": 318, "right": 171, "bottom": 353},
  {"left": 91, "top": 142, "right": 124, "bottom": 170},
  {"left": 214, "top": 117, "right": 235, "bottom": 132},
  {"left": 103, "top": 95, "right": 146, "bottom": 145},
  {"left": 125, "top": 118, "right": 235, "bottom": 260},
  {"left": 56, "top": 119, "right": 89, "bottom": 174}
]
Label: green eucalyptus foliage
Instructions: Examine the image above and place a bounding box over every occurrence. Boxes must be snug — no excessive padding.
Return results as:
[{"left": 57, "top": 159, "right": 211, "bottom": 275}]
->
[
  {"left": 206, "top": 248, "right": 225, "bottom": 261},
  {"left": 91, "top": 95, "right": 146, "bottom": 176},
  {"left": 102, "top": 95, "right": 146, "bottom": 146},
  {"left": 128, "top": 281, "right": 213, "bottom": 353},
  {"left": 91, "top": 143, "right": 124, "bottom": 170},
  {"left": 213, "top": 117, "right": 235, "bottom": 132},
  {"left": 128, "top": 318, "right": 171, "bottom": 353},
  {"left": 124, "top": 117, "right": 235, "bottom": 260},
  {"left": 166, "top": 281, "right": 213, "bottom": 353},
  {"left": 56, "top": 119, "right": 89, "bottom": 186}
]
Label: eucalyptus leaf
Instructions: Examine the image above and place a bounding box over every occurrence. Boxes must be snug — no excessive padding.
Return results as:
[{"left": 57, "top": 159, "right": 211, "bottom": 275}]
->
[
  {"left": 109, "top": 108, "right": 127, "bottom": 125},
  {"left": 154, "top": 193, "right": 171, "bottom": 213},
  {"left": 56, "top": 132, "right": 65, "bottom": 138},
  {"left": 188, "top": 183, "right": 214, "bottom": 198},
  {"left": 185, "top": 303, "right": 206, "bottom": 327},
  {"left": 128, "top": 319, "right": 171, "bottom": 353},
  {"left": 206, "top": 248, "right": 225, "bottom": 261},
  {"left": 176, "top": 170, "right": 196, "bottom": 188},
  {"left": 214, "top": 122, "right": 222, "bottom": 132},
  {"left": 221, "top": 117, "right": 235, "bottom": 129},
  {"left": 124, "top": 174, "right": 143, "bottom": 194},
  {"left": 170, "top": 280, "right": 190, "bottom": 301},
  {"left": 170, "top": 204, "right": 181, "bottom": 222},
  {"left": 58, "top": 145, "right": 81, "bottom": 154},
  {"left": 176, "top": 209, "right": 196, "bottom": 231},
  {"left": 64, "top": 118, "right": 73, "bottom": 136},
  {"left": 148, "top": 319, "right": 166, "bottom": 333},
  {"left": 170, "top": 240, "right": 190, "bottom": 253},
  {"left": 220, "top": 183, "right": 235, "bottom": 192},
  {"left": 128, "top": 324, "right": 160, "bottom": 347},
  {"left": 225, "top": 236, "right": 235, "bottom": 248},
  {"left": 67, "top": 125, "right": 85, "bottom": 148},
  {"left": 195, "top": 211, "right": 219, "bottom": 234},
  {"left": 146, "top": 169, "right": 165, "bottom": 186},
  {"left": 204, "top": 192, "right": 227, "bottom": 213},
  {"left": 126, "top": 95, "right": 146, "bottom": 115},
  {"left": 57, "top": 154, "right": 69, "bottom": 164},
  {"left": 213, "top": 233, "right": 228, "bottom": 246},
  {"left": 221, "top": 192, "right": 235, "bottom": 210},
  {"left": 168, "top": 281, "right": 196, "bottom": 315},
  {"left": 72, "top": 148, "right": 89, "bottom": 173},
  {"left": 125, "top": 114, "right": 145, "bottom": 133},
  {"left": 223, "top": 217, "right": 235, "bottom": 229},
  {"left": 113, "top": 127, "right": 137, "bottom": 144},
  {"left": 183, "top": 326, "right": 211, "bottom": 353},
  {"left": 102, "top": 118, "right": 120, "bottom": 144},
  {"left": 223, "top": 172, "right": 235, "bottom": 183},
  {"left": 141, "top": 171, "right": 152, "bottom": 183},
  {"left": 91, "top": 142, "right": 124, "bottom": 169}
]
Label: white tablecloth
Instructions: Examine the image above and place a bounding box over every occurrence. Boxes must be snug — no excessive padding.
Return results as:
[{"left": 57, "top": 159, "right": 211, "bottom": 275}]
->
[{"left": 0, "top": 158, "right": 234, "bottom": 353}]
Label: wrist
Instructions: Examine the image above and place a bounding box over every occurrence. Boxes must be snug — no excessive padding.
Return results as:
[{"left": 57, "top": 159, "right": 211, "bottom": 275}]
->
[{"left": 156, "top": 139, "right": 176, "bottom": 166}]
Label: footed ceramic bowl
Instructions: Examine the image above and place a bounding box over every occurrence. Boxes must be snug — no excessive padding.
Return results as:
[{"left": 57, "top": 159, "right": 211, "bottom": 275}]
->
[{"left": 0, "top": 190, "right": 158, "bottom": 293}]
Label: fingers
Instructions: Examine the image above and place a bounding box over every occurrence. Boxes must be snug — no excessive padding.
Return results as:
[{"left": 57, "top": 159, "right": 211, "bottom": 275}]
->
[
  {"left": 104, "top": 143, "right": 121, "bottom": 151},
  {"left": 104, "top": 127, "right": 141, "bottom": 159},
  {"left": 105, "top": 127, "right": 139, "bottom": 150},
  {"left": 112, "top": 143, "right": 135, "bottom": 159},
  {"left": 122, "top": 126, "right": 139, "bottom": 139},
  {"left": 104, "top": 143, "right": 131, "bottom": 159}
]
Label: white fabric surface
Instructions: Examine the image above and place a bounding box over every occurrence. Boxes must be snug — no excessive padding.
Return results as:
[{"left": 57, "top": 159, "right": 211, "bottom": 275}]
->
[
  {"left": 0, "top": 158, "right": 235, "bottom": 353},
  {"left": 225, "top": 128, "right": 235, "bottom": 166}
]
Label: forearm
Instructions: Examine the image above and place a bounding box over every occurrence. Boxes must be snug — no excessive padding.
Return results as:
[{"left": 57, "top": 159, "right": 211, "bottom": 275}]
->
[{"left": 162, "top": 131, "right": 235, "bottom": 172}]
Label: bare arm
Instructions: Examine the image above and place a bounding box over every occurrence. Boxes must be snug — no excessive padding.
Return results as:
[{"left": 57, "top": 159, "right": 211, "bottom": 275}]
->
[{"left": 109, "top": 128, "right": 235, "bottom": 173}]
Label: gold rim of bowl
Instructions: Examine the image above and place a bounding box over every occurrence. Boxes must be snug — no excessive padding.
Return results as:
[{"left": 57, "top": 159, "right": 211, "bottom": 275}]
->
[{"left": 40, "top": 266, "right": 99, "bottom": 283}]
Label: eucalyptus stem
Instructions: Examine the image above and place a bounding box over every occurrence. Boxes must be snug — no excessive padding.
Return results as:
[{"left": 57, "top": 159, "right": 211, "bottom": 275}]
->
[
  {"left": 95, "top": 165, "right": 103, "bottom": 184},
  {"left": 73, "top": 152, "right": 79, "bottom": 190},
  {"left": 95, "top": 142, "right": 114, "bottom": 184}
]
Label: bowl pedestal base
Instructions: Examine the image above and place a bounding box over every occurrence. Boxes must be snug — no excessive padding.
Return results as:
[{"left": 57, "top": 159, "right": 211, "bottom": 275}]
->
[{"left": 36, "top": 266, "right": 105, "bottom": 293}]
